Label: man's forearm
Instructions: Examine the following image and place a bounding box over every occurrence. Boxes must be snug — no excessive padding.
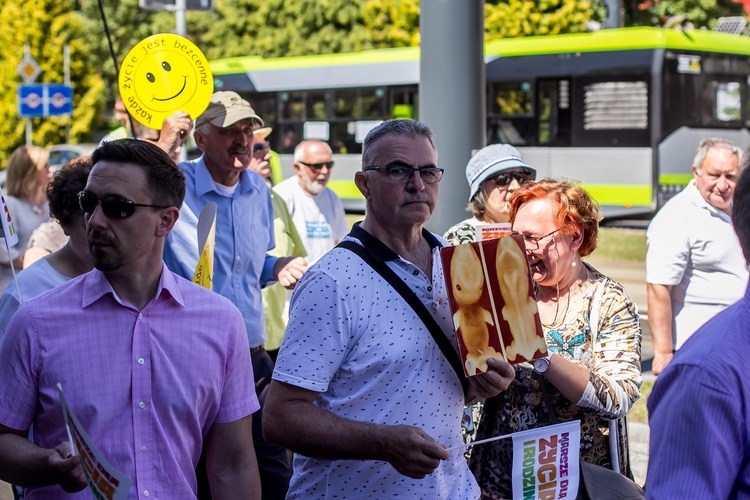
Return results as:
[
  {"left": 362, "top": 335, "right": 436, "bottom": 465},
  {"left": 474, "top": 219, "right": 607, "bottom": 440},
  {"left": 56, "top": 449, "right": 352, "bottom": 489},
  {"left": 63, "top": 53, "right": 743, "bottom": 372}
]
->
[
  {"left": 647, "top": 283, "right": 674, "bottom": 355},
  {"left": 265, "top": 396, "right": 390, "bottom": 461},
  {"left": 205, "top": 416, "right": 261, "bottom": 500},
  {"left": 207, "top": 453, "right": 261, "bottom": 500},
  {"left": 0, "top": 432, "right": 56, "bottom": 487}
]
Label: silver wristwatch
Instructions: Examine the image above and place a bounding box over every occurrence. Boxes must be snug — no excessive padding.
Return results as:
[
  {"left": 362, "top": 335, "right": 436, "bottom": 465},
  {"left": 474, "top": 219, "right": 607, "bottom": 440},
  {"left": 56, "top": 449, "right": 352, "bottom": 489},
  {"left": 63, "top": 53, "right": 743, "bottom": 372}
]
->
[{"left": 533, "top": 351, "right": 553, "bottom": 373}]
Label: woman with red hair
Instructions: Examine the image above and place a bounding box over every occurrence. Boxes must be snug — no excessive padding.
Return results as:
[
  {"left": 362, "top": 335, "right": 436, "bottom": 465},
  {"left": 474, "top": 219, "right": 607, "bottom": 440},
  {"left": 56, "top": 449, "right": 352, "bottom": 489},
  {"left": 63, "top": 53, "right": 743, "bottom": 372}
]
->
[{"left": 469, "top": 180, "right": 642, "bottom": 499}]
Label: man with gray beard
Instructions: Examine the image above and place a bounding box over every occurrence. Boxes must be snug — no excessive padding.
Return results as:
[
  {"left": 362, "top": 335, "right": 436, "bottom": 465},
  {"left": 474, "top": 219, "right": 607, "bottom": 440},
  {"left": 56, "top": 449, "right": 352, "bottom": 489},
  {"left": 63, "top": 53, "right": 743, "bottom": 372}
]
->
[{"left": 273, "top": 140, "right": 347, "bottom": 264}]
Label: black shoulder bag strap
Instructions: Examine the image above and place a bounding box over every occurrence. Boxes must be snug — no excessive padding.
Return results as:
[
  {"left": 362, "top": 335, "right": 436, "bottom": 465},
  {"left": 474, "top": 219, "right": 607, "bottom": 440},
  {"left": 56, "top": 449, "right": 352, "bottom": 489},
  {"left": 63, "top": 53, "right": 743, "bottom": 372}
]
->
[{"left": 337, "top": 240, "right": 467, "bottom": 387}]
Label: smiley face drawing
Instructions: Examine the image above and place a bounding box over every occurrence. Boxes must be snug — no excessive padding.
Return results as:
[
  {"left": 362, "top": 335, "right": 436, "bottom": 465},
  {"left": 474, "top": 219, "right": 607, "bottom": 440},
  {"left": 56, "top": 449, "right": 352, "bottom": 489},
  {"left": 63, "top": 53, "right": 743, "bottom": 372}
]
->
[{"left": 118, "top": 34, "right": 214, "bottom": 129}]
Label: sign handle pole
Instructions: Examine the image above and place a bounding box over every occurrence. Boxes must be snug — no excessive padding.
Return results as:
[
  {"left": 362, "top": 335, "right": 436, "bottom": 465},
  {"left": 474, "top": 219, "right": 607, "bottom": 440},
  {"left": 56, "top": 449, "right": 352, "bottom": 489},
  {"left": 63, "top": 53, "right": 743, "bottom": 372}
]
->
[{"left": 25, "top": 119, "right": 32, "bottom": 146}]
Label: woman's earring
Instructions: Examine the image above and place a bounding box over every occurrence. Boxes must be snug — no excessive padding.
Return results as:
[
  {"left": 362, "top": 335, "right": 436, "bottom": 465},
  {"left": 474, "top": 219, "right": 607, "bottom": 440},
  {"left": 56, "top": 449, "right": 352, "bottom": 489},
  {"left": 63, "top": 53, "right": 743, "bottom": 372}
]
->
[{"left": 571, "top": 261, "right": 577, "bottom": 267}]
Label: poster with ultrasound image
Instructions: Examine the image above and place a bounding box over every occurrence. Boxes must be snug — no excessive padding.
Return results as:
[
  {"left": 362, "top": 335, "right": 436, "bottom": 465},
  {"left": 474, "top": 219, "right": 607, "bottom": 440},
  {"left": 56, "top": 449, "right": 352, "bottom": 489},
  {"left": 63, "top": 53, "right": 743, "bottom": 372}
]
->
[{"left": 441, "top": 235, "right": 547, "bottom": 376}]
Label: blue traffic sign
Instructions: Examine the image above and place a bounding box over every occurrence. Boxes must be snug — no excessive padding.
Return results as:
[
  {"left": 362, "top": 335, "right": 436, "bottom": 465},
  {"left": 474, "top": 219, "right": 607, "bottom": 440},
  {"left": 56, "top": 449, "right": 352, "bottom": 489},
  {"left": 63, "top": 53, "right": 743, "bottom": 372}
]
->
[{"left": 18, "top": 84, "right": 73, "bottom": 118}]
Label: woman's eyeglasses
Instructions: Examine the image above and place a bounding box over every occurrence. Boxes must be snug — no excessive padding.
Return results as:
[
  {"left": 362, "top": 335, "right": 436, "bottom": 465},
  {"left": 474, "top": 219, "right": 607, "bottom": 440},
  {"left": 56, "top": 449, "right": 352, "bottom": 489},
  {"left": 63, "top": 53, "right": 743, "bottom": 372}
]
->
[
  {"left": 78, "top": 191, "right": 171, "bottom": 219},
  {"left": 492, "top": 171, "right": 535, "bottom": 187},
  {"left": 364, "top": 164, "right": 444, "bottom": 184},
  {"left": 512, "top": 228, "right": 561, "bottom": 250}
]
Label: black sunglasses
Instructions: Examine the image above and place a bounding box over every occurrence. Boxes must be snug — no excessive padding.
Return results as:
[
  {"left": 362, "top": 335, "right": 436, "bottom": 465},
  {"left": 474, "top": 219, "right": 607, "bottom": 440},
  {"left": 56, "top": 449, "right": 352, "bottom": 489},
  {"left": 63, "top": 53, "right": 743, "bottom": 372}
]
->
[
  {"left": 492, "top": 171, "right": 535, "bottom": 187},
  {"left": 78, "top": 191, "right": 171, "bottom": 219},
  {"left": 299, "top": 160, "right": 334, "bottom": 171},
  {"left": 253, "top": 143, "right": 269, "bottom": 156}
]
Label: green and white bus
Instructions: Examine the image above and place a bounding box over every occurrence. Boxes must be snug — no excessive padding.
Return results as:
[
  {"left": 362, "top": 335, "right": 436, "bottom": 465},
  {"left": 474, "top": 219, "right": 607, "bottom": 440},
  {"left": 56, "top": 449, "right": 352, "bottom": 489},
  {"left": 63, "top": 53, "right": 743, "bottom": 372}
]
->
[{"left": 209, "top": 27, "right": 750, "bottom": 216}]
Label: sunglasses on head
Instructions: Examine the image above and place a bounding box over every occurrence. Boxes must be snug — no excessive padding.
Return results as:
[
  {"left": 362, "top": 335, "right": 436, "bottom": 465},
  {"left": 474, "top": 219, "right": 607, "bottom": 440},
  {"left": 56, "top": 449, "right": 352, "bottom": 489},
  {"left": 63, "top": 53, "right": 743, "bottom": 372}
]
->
[
  {"left": 78, "top": 191, "right": 171, "bottom": 219},
  {"left": 492, "top": 170, "right": 535, "bottom": 187}
]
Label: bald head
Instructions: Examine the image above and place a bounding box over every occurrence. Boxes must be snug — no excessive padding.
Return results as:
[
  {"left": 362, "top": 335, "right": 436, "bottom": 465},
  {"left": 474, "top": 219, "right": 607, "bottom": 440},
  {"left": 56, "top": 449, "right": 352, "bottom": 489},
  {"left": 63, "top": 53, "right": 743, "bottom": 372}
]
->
[{"left": 293, "top": 140, "right": 334, "bottom": 195}]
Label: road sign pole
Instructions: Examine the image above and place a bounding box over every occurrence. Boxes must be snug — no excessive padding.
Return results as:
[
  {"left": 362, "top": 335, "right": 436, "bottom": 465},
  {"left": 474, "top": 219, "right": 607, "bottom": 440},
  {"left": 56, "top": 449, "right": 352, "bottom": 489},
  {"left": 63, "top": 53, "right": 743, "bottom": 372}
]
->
[
  {"left": 25, "top": 119, "right": 32, "bottom": 146},
  {"left": 176, "top": 0, "right": 187, "bottom": 36},
  {"left": 64, "top": 44, "right": 71, "bottom": 142}
]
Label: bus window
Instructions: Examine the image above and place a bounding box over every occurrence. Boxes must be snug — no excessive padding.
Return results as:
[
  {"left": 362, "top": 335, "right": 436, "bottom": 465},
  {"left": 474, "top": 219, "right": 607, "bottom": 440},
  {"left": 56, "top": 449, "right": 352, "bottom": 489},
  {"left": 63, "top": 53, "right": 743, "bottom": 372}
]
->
[
  {"left": 536, "top": 79, "right": 571, "bottom": 146},
  {"left": 389, "top": 86, "right": 418, "bottom": 118},
  {"left": 250, "top": 93, "right": 278, "bottom": 126},
  {"left": 487, "top": 81, "right": 535, "bottom": 146},
  {"left": 276, "top": 123, "right": 302, "bottom": 154},
  {"left": 280, "top": 92, "right": 305, "bottom": 121},
  {"left": 307, "top": 91, "right": 328, "bottom": 120},
  {"left": 712, "top": 81, "right": 742, "bottom": 122},
  {"left": 334, "top": 88, "right": 386, "bottom": 119},
  {"left": 330, "top": 122, "right": 359, "bottom": 154}
]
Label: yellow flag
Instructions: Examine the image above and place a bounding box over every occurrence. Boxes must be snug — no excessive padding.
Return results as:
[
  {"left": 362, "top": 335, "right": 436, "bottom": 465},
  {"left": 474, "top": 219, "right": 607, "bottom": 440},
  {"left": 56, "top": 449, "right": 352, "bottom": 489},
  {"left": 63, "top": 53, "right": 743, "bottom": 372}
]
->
[{"left": 192, "top": 203, "right": 217, "bottom": 289}]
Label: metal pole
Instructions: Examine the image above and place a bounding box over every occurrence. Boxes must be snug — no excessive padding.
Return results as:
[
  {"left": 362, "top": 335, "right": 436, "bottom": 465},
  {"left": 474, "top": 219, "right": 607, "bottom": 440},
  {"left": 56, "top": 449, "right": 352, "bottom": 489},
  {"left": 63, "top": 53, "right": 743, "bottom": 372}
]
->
[
  {"left": 176, "top": 0, "right": 187, "bottom": 36},
  {"left": 604, "top": 0, "right": 621, "bottom": 28},
  {"left": 64, "top": 45, "right": 71, "bottom": 86},
  {"left": 64, "top": 44, "right": 71, "bottom": 142},
  {"left": 26, "top": 119, "right": 32, "bottom": 146},
  {"left": 420, "top": 0, "right": 486, "bottom": 234}
]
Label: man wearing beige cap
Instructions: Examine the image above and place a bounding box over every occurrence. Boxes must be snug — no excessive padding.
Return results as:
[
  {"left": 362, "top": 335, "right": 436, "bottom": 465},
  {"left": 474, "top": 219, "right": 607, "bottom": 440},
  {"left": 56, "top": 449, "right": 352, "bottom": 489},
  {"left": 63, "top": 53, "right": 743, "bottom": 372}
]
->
[{"left": 163, "top": 91, "right": 306, "bottom": 499}]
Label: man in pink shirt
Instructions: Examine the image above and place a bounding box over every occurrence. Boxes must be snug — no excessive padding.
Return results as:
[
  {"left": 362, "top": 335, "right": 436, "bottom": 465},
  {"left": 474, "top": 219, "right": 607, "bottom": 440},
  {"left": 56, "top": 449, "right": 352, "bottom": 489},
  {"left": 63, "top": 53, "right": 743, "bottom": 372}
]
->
[{"left": 0, "top": 139, "right": 261, "bottom": 499}]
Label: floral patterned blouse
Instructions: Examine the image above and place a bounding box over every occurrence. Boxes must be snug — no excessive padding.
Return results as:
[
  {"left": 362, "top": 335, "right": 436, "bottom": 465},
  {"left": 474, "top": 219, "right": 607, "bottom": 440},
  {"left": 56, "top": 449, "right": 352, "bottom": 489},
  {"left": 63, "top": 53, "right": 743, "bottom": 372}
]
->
[
  {"left": 468, "top": 263, "right": 642, "bottom": 500},
  {"left": 444, "top": 217, "right": 482, "bottom": 247}
]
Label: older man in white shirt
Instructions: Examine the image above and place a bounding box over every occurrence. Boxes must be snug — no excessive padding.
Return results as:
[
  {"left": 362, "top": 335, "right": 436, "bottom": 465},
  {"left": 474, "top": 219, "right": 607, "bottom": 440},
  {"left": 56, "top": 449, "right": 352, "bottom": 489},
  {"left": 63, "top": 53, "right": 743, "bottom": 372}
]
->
[{"left": 647, "top": 137, "right": 748, "bottom": 374}]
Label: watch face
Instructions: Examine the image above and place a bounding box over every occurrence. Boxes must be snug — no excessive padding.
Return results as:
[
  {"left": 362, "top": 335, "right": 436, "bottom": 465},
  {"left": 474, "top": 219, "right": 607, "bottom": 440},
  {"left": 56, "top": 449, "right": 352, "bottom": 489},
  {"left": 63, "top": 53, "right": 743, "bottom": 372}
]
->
[{"left": 533, "top": 357, "right": 550, "bottom": 373}]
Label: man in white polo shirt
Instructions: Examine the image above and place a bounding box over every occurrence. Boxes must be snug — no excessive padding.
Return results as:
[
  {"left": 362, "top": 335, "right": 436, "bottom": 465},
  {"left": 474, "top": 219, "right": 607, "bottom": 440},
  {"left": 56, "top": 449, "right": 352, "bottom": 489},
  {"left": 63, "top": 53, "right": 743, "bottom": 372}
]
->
[
  {"left": 647, "top": 137, "right": 748, "bottom": 374},
  {"left": 263, "top": 119, "right": 514, "bottom": 498}
]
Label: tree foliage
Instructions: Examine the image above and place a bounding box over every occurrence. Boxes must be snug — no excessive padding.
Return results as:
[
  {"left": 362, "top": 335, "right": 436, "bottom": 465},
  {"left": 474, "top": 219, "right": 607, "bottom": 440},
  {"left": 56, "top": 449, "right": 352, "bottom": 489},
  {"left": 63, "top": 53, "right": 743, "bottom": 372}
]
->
[
  {"left": 79, "top": 0, "right": 169, "bottom": 110},
  {"left": 485, "top": 0, "right": 597, "bottom": 38},
  {"left": 1, "top": 0, "right": 745, "bottom": 165},
  {"left": 0, "top": 0, "right": 105, "bottom": 166},
  {"left": 186, "top": 0, "right": 372, "bottom": 59},
  {"left": 624, "top": 0, "right": 746, "bottom": 28},
  {"left": 362, "top": 0, "right": 421, "bottom": 48}
]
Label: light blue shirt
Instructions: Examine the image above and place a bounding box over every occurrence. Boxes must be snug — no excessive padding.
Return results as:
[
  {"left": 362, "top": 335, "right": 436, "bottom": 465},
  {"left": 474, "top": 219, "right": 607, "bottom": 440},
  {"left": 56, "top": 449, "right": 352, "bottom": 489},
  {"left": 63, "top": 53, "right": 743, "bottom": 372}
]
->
[
  {"left": 0, "top": 258, "right": 69, "bottom": 335},
  {"left": 164, "top": 156, "right": 277, "bottom": 347}
]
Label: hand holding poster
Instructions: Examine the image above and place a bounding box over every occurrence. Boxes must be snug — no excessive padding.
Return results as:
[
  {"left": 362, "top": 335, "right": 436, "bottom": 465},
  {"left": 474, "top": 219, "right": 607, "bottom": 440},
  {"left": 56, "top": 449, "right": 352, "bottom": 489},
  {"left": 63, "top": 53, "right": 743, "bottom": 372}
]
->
[
  {"left": 512, "top": 420, "right": 581, "bottom": 500},
  {"left": 57, "top": 384, "right": 132, "bottom": 500},
  {"left": 118, "top": 34, "right": 214, "bottom": 129}
]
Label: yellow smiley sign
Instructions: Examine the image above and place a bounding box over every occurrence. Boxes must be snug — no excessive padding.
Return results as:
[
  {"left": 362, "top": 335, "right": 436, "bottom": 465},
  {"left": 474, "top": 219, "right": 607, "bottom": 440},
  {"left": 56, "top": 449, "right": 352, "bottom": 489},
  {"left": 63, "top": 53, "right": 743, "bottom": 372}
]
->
[{"left": 118, "top": 34, "right": 213, "bottom": 129}]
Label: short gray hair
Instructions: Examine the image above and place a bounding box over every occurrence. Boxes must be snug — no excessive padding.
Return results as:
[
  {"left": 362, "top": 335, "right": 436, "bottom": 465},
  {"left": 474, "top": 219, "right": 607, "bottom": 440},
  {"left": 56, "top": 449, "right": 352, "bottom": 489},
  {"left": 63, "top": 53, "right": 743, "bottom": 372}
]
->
[
  {"left": 693, "top": 137, "right": 743, "bottom": 173},
  {"left": 194, "top": 122, "right": 213, "bottom": 136},
  {"left": 361, "top": 119, "right": 437, "bottom": 169}
]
